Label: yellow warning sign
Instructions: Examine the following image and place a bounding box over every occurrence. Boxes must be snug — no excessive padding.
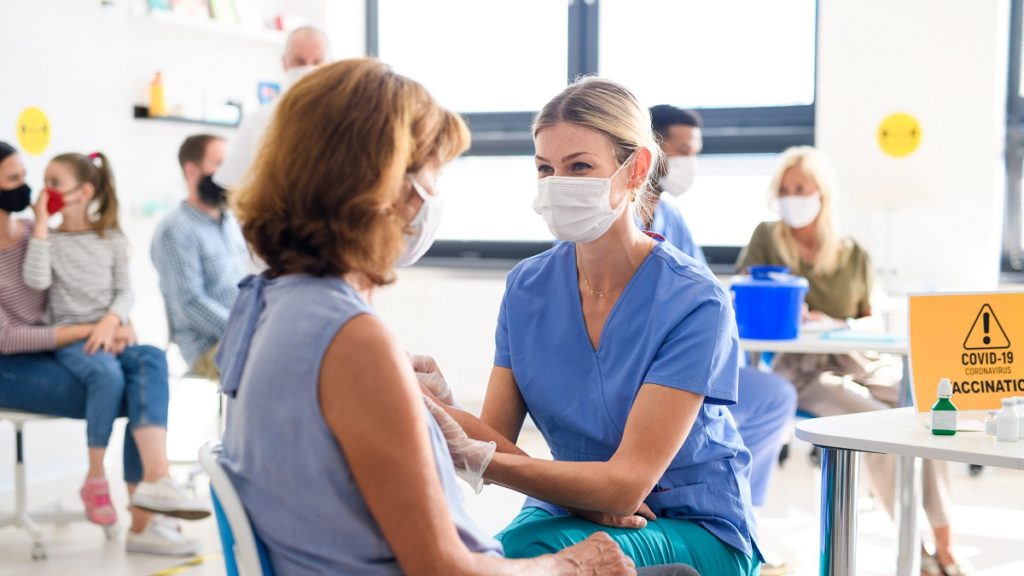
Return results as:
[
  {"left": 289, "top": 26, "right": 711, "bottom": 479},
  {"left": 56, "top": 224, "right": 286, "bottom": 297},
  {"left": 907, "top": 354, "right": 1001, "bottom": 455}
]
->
[
  {"left": 909, "top": 292, "right": 1024, "bottom": 412},
  {"left": 963, "top": 304, "right": 1010, "bottom": 350}
]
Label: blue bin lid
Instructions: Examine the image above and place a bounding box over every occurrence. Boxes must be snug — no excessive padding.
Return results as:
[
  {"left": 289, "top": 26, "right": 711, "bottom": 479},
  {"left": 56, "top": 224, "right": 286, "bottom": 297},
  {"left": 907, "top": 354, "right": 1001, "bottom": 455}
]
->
[
  {"left": 731, "top": 271, "right": 809, "bottom": 290},
  {"left": 749, "top": 265, "right": 790, "bottom": 280}
]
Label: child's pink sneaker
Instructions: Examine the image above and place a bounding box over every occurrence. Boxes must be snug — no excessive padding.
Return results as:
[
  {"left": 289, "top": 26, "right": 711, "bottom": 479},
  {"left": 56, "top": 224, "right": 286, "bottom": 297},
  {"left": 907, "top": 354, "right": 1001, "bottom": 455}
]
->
[{"left": 80, "top": 478, "right": 118, "bottom": 526}]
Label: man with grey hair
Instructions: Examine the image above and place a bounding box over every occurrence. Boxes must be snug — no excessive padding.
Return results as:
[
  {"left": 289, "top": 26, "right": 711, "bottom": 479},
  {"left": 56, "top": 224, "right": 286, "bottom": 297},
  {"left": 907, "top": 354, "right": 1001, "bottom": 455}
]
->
[{"left": 214, "top": 26, "right": 330, "bottom": 189}]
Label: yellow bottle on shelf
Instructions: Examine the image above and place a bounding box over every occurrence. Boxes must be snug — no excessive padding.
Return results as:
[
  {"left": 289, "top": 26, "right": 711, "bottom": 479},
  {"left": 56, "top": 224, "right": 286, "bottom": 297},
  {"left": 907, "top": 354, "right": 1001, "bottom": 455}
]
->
[{"left": 149, "top": 72, "right": 167, "bottom": 117}]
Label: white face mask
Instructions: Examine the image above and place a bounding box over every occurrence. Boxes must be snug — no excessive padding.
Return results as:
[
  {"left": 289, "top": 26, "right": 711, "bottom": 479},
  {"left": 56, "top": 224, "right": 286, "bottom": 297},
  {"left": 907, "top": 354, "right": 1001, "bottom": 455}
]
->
[
  {"left": 778, "top": 192, "right": 822, "bottom": 229},
  {"left": 284, "top": 65, "right": 316, "bottom": 90},
  {"left": 661, "top": 155, "right": 697, "bottom": 197},
  {"left": 532, "top": 155, "right": 634, "bottom": 243},
  {"left": 395, "top": 176, "right": 444, "bottom": 267}
]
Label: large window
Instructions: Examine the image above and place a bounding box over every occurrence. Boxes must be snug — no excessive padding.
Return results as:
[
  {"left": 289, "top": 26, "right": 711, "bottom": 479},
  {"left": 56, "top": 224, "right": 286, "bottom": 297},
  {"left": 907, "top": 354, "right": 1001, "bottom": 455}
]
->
[
  {"left": 375, "top": 0, "right": 568, "bottom": 113},
  {"left": 369, "top": 0, "right": 817, "bottom": 268},
  {"left": 599, "top": 0, "right": 816, "bottom": 110}
]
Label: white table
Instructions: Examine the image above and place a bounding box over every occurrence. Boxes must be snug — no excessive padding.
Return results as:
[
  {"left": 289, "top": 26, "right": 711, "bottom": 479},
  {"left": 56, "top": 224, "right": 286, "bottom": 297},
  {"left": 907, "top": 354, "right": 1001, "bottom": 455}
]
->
[
  {"left": 740, "top": 332, "right": 911, "bottom": 404},
  {"left": 740, "top": 333, "right": 908, "bottom": 357},
  {"left": 795, "top": 407, "right": 1024, "bottom": 576}
]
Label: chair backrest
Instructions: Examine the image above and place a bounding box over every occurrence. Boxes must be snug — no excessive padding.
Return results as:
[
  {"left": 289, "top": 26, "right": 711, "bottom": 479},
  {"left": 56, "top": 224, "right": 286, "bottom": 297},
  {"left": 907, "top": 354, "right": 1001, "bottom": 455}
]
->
[{"left": 198, "top": 441, "right": 274, "bottom": 576}]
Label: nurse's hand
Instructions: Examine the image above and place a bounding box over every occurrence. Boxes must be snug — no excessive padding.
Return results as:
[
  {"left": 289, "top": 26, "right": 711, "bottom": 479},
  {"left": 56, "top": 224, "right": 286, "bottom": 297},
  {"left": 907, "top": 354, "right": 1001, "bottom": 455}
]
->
[
  {"left": 410, "top": 353, "right": 456, "bottom": 406},
  {"left": 567, "top": 503, "right": 657, "bottom": 530},
  {"left": 551, "top": 532, "right": 636, "bottom": 575},
  {"left": 423, "top": 395, "right": 495, "bottom": 493}
]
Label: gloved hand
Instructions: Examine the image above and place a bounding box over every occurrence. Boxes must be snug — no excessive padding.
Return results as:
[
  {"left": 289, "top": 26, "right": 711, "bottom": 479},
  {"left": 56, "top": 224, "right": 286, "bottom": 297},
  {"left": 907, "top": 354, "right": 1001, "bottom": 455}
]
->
[
  {"left": 422, "top": 395, "right": 495, "bottom": 494},
  {"left": 409, "top": 353, "right": 456, "bottom": 406}
]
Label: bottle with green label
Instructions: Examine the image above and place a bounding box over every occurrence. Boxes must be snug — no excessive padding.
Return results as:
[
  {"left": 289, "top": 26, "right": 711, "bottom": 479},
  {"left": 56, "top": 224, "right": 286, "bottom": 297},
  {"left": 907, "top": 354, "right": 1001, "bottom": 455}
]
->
[{"left": 931, "top": 378, "right": 957, "bottom": 436}]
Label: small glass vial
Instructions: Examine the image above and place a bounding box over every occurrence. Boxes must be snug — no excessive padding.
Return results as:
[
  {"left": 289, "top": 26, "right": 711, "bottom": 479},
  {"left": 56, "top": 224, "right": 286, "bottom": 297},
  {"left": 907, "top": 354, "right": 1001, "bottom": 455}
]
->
[
  {"left": 930, "top": 378, "right": 957, "bottom": 436},
  {"left": 997, "top": 398, "right": 1020, "bottom": 442},
  {"left": 985, "top": 411, "right": 999, "bottom": 437}
]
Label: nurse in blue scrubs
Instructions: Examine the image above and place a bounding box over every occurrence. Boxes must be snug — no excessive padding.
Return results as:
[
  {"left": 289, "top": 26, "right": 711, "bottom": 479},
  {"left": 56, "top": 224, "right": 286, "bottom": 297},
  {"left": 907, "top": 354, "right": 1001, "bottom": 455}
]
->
[{"left": 454, "top": 78, "right": 762, "bottom": 575}]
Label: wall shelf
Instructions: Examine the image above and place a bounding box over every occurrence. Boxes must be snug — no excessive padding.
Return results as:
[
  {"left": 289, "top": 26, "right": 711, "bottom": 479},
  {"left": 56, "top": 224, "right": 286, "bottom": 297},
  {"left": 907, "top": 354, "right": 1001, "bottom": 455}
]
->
[
  {"left": 139, "top": 10, "right": 286, "bottom": 46},
  {"left": 133, "top": 106, "right": 240, "bottom": 128}
]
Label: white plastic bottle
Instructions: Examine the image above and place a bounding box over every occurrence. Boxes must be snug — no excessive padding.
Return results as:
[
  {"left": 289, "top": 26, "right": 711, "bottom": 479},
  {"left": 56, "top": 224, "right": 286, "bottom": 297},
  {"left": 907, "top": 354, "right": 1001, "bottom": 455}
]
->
[
  {"left": 985, "top": 411, "right": 999, "bottom": 437},
  {"left": 1016, "top": 397, "right": 1024, "bottom": 438},
  {"left": 997, "top": 398, "right": 1020, "bottom": 442}
]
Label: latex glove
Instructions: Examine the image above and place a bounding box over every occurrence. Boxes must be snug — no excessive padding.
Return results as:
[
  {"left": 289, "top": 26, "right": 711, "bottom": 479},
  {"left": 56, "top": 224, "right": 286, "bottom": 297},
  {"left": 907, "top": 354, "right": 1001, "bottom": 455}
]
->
[
  {"left": 567, "top": 503, "right": 657, "bottom": 530},
  {"left": 422, "top": 395, "right": 495, "bottom": 494},
  {"left": 410, "top": 353, "right": 456, "bottom": 406}
]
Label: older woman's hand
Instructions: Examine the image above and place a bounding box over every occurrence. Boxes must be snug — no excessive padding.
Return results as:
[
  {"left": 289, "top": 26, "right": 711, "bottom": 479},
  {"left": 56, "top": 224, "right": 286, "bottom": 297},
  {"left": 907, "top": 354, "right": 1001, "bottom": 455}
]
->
[{"left": 553, "top": 532, "right": 637, "bottom": 575}]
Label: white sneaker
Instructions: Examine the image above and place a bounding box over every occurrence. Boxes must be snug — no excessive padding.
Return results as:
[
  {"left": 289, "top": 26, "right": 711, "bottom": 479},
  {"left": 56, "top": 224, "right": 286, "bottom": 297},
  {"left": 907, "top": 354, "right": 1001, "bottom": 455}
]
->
[
  {"left": 126, "top": 515, "right": 201, "bottom": 557},
  {"left": 131, "top": 477, "right": 211, "bottom": 520}
]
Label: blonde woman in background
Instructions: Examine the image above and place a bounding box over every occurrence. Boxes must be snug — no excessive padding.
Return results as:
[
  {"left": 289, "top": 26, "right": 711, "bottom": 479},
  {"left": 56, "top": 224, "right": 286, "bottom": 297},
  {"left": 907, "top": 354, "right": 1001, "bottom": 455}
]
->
[{"left": 737, "top": 146, "right": 965, "bottom": 576}]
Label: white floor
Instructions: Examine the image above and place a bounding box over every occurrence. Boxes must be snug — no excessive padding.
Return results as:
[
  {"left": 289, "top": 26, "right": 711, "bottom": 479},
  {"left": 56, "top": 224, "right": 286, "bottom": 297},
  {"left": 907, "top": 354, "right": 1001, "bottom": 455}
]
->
[{"left": 2, "top": 391, "right": 1024, "bottom": 576}]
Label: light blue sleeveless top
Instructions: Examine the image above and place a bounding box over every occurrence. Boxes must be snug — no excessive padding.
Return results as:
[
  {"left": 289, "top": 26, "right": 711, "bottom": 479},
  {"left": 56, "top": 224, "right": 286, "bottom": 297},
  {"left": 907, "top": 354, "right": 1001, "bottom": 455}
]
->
[{"left": 217, "top": 274, "right": 502, "bottom": 575}]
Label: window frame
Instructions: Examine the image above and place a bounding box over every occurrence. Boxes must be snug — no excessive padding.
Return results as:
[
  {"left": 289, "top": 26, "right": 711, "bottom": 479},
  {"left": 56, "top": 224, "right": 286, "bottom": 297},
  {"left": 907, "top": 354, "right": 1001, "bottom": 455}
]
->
[
  {"left": 366, "top": 0, "right": 817, "bottom": 271},
  {"left": 1005, "top": 0, "right": 1024, "bottom": 277}
]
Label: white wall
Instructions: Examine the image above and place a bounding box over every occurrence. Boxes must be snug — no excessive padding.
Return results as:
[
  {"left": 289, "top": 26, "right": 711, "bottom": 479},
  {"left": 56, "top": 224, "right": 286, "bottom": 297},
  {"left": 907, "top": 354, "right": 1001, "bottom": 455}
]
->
[
  {"left": 816, "top": 0, "right": 1009, "bottom": 293},
  {"left": 0, "top": 0, "right": 364, "bottom": 491}
]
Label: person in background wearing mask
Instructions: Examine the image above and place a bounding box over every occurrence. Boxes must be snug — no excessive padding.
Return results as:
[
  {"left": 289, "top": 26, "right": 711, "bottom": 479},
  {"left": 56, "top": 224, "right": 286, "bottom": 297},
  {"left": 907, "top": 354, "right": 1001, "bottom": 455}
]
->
[
  {"left": 151, "top": 135, "right": 248, "bottom": 379},
  {"left": 643, "top": 106, "right": 705, "bottom": 263},
  {"left": 212, "top": 25, "right": 330, "bottom": 190},
  {"left": 647, "top": 104, "right": 797, "bottom": 575},
  {"left": 738, "top": 146, "right": 965, "bottom": 576},
  {"left": 0, "top": 142, "right": 203, "bottom": 556}
]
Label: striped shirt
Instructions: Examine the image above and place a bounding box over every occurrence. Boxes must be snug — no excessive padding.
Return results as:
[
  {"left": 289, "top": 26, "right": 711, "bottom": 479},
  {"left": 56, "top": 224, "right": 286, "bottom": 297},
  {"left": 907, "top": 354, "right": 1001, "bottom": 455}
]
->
[
  {"left": 0, "top": 220, "right": 57, "bottom": 354},
  {"left": 23, "top": 229, "right": 133, "bottom": 326}
]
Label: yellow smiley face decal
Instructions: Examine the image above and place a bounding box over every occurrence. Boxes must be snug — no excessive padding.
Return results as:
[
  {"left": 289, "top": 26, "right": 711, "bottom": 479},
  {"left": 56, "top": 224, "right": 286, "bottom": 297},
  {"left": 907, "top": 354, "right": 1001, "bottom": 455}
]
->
[
  {"left": 16, "top": 107, "right": 51, "bottom": 156},
  {"left": 877, "top": 112, "right": 922, "bottom": 158}
]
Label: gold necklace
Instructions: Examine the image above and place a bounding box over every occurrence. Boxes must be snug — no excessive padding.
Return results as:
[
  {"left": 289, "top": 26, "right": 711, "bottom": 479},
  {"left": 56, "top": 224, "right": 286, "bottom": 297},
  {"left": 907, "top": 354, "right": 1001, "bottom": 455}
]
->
[
  {"left": 579, "top": 261, "right": 607, "bottom": 298},
  {"left": 578, "top": 237, "right": 656, "bottom": 299}
]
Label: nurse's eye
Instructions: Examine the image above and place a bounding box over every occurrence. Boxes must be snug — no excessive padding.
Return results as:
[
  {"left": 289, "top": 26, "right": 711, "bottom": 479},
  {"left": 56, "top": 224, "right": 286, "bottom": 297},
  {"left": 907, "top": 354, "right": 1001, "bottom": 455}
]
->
[
  {"left": 537, "top": 164, "right": 553, "bottom": 175},
  {"left": 570, "top": 162, "right": 592, "bottom": 173}
]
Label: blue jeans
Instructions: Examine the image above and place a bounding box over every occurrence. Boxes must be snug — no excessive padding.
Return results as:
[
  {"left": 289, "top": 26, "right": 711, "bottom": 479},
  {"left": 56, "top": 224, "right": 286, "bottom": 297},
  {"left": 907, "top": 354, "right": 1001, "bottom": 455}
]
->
[
  {"left": 54, "top": 342, "right": 125, "bottom": 448},
  {"left": 0, "top": 345, "right": 169, "bottom": 484},
  {"left": 729, "top": 367, "right": 797, "bottom": 507}
]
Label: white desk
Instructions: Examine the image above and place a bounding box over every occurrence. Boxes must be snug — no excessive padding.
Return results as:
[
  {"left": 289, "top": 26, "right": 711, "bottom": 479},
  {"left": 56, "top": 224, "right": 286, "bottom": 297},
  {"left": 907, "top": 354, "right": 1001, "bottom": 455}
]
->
[
  {"left": 740, "top": 332, "right": 911, "bottom": 404},
  {"left": 740, "top": 333, "right": 907, "bottom": 357},
  {"left": 796, "top": 408, "right": 1024, "bottom": 576}
]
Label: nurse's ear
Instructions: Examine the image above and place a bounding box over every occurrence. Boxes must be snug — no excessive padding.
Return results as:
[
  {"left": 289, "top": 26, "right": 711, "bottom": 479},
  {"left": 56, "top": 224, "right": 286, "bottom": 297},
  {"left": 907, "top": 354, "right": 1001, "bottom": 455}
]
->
[{"left": 627, "top": 147, "right": 652, "bottom": 190}]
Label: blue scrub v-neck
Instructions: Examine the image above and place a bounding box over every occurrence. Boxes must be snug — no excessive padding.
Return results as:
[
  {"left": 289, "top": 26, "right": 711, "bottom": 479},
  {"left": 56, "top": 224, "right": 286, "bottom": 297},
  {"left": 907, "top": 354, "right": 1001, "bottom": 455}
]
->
[{"left": 570, "top": 242, "right": 657, "bottom": 355}]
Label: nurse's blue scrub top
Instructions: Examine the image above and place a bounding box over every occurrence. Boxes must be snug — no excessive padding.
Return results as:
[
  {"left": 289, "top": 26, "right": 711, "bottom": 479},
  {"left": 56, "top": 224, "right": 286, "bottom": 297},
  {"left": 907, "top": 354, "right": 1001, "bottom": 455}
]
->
[{"left": 494, "top": 239, "right": 760, "bottom": 560}]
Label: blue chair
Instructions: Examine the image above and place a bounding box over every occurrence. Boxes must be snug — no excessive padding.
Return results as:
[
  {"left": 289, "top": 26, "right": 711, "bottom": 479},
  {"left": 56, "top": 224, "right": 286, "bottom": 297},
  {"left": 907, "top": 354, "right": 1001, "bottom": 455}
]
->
[{"left": 198, "top": 441, "right": 274, "bottom": 576}]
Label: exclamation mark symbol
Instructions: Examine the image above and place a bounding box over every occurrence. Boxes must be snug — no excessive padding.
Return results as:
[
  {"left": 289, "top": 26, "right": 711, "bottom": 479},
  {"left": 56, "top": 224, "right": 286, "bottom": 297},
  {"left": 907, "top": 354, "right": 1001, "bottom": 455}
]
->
[{"left": 983, "top": 312, "right": 991, "bottom": 345}]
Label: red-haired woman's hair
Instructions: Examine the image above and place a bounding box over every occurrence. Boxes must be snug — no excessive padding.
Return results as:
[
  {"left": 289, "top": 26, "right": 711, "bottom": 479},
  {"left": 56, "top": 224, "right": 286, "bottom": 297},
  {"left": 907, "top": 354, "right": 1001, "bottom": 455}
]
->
[{"left": 234, "top": 58, "right": 470, "bottom": 285}]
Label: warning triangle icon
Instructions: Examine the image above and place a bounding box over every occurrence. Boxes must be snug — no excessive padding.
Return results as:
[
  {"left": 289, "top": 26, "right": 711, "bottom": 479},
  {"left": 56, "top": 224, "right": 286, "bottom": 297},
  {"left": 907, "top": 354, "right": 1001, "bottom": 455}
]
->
[{"left": 963, "top": 304, "right": 1011, "bottom": 350}]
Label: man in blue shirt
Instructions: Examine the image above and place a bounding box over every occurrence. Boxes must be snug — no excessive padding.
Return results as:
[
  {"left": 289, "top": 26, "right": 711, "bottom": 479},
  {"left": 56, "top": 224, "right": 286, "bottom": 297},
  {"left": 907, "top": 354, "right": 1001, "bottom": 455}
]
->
[
  {"left": 152, "top": 135, "right": 249, "bottom": 378},
  {"left": 647, "top": 107, "right": 796, "bottom": 567}
]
